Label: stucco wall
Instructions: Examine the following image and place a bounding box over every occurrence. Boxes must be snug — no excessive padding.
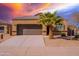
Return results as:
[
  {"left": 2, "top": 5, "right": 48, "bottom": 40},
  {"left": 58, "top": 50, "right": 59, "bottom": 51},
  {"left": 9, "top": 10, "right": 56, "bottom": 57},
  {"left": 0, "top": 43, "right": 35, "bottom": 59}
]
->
[
  {"left": 12, "top": 19, "right": 69, "bottom": 36},
  {"left": 12, "top": 19, "right": 46, "bottom": 36},
  {"left": 0, "top": 25, "right": 10, "bottom": 42},
  {"left": 13, "top": 19, "right": 40, "bottom": 24}
]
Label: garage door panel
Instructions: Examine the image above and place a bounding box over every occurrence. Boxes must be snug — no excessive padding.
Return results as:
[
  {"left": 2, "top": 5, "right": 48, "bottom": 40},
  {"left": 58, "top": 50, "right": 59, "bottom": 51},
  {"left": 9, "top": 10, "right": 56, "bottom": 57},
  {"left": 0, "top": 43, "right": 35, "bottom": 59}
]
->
[
  {"left": 23, "top": 29, "right": 42, "bottom": 35},
  {"left": 17, "top": 24, "right": 42, "bottom": 35}
]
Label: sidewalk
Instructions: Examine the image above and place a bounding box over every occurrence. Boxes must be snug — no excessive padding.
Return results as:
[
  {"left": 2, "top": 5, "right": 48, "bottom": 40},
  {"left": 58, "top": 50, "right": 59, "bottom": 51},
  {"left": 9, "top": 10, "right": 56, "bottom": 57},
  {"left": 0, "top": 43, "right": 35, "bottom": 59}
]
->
[
  {"left": 0, "top": 47, "right": 79, "bottom": 56},
  {"left": 0, "top": 34, "right": 11, "bottom": 43}
]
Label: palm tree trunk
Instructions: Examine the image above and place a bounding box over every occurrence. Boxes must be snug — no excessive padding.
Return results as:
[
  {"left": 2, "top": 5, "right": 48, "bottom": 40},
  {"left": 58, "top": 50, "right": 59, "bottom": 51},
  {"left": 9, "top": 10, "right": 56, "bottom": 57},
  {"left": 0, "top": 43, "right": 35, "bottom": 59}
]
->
[{"left": 49, "top": 25, "right": 54, "bottom": 39}]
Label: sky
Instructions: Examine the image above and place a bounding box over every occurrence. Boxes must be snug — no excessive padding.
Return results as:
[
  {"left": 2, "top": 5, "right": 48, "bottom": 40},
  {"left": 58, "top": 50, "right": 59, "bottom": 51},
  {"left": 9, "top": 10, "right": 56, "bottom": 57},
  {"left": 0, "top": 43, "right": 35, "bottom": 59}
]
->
[{"left": 0, "top": 3, "right": 79, "bottom": 27}]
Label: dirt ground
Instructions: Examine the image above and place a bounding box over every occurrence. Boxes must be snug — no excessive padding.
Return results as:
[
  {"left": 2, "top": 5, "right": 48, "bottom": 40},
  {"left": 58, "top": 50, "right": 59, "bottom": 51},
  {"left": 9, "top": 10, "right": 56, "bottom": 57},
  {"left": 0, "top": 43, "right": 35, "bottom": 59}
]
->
[{"left": 44, "top": 36, "right": 79, "bottom": 47}]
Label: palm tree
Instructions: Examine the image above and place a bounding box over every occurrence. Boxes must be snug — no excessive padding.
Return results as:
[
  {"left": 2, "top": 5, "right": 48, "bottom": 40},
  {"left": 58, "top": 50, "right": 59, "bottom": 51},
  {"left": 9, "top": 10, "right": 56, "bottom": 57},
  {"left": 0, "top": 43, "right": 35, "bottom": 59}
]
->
[{"left": 39, "top": 11, "right": 63, "bottom": 39}]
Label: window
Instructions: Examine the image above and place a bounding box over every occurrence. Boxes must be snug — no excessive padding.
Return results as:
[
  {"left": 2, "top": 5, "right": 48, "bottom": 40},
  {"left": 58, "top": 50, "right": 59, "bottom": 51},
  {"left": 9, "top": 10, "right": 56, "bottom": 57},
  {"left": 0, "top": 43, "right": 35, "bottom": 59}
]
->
[
  {"left": 56, "top": 24, "right": 65, "bottom": 31},
  {"left": 0, "top": 27, "right": 4, "bottom": 33}
]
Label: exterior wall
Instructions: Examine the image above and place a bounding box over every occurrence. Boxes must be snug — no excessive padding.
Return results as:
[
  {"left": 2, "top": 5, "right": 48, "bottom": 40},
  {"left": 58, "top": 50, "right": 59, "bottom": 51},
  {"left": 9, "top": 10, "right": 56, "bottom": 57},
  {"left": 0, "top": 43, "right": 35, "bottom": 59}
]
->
[
  {"left": 0, "top": 25, "right": 7, "bottom": 34},
  {"left": 74, "top": 28, "right": 77, "bottom": 35},
  {"left": 0, "top": 25, "right": 10, "bottom": 41},
  {"left": 12, "top": 19, "right": 46, "bottom": 36},
  {"left": 42, "top": 25, "right": 47, "bottom": 35},
  {"left": 11, "top": 24, "right": 17, "bottom": 36},
  {"left": 12, "top": 19, "right": 69, "bottom": 36},
  {"left": 62, "top": 20, "right": 68, "bottom": 31},
  {"left": 62, "top": 20, "right": 68, "bottom": 36},
  {"left": 13, "top": 19, "right": 40, "bottom": 24},
  {"left": 77, "top": 29, "right": 79, "bottom": 34},
  {"left": 53, "top": 20, "right": 68, "bottom": 35},
  {"left": 68, "top": 25, "right": 77, "bottom": 35}
]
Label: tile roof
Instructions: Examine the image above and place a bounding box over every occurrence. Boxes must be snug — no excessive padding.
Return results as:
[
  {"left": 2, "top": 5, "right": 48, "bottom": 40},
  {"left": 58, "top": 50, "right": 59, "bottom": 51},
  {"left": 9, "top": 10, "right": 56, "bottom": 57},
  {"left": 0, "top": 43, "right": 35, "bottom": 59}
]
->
[
  {"left": 0, "top": 20, "right": 8, "bottom": 25},
  {"left": 15, "top": 16, "right": 39, "bottom": 20}
]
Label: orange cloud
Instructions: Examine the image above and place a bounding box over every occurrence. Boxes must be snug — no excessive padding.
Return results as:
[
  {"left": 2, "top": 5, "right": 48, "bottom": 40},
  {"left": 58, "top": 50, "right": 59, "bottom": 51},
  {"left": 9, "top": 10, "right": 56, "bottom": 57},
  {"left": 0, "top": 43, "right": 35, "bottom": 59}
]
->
[
  {"left": 2, "top": 3, "right": 54, "bottom": 17},
  {"left": 18, "top": 3, "right": 52, "bottom": 16},
  {"left": 3, "top": 3, "right": 22, "bottom": 11}
]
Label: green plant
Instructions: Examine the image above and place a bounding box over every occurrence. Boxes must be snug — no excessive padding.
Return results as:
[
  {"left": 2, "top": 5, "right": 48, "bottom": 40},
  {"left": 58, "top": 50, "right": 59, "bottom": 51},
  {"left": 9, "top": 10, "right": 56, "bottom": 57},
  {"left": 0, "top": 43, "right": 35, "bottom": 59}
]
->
[
  {"left": 39, "top": 11, "right": 63, "bottom": 39},
  {"left": 61, "top": 33, "right": 66, "bottom": 37},
  {"left": 75, "top": 34, "right": 79, "bottom": 38}
]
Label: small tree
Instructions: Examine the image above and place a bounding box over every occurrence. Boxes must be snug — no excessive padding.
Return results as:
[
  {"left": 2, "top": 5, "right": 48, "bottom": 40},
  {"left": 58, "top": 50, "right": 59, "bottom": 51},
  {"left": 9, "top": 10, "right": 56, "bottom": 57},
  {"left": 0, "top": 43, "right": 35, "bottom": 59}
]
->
[{"left": 39, "top": 11, "right": 63, "bottom": 39}]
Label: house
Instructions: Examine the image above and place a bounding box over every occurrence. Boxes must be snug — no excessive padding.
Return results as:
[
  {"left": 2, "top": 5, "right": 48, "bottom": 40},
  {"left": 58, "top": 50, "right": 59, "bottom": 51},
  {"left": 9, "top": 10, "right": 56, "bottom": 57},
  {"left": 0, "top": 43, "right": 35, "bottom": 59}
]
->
[
  {"left": 0, "top": 20, "right": 11, "bottom": 40},
  {"left": 11, "top": 16, "right": 43, "bottom": 36},
  {"left": 0, "top": 15, "right": 74, "bottom": 37},
  {"left": 10, "top": 16, "right": 73, "bottom": 36}
]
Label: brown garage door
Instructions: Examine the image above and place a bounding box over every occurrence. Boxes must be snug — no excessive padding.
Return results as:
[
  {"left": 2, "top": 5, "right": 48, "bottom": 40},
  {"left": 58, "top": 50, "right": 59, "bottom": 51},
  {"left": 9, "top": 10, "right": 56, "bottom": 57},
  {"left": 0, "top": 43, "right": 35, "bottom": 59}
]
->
[{"left": 17, "top": 24, "right": 42, "bottom": 35}]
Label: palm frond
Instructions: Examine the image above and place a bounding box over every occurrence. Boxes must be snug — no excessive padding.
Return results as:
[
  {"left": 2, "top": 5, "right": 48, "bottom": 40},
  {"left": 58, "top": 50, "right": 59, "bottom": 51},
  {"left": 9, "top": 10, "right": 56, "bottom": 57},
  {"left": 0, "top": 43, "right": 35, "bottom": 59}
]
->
[{"left": 39, "top": 11, "right": 63, "bottom": 26}]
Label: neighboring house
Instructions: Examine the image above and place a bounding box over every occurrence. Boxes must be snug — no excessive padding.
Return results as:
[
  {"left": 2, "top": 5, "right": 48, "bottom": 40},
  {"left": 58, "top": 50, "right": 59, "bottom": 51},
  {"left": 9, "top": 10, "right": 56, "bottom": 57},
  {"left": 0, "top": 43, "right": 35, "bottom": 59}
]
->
[
  {"left": 0, "top": 20, "right": 11, "bottom": 40},
  {"left": 67, "top": 25, "right": 77, "bottom": 36}
]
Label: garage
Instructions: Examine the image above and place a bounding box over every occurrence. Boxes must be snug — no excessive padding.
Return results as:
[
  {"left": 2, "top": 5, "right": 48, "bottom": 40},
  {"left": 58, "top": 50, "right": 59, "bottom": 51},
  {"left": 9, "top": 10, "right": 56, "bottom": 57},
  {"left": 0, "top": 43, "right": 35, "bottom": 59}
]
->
[{"left": 17, "top": 24, "right": 42, "bottom": 35}]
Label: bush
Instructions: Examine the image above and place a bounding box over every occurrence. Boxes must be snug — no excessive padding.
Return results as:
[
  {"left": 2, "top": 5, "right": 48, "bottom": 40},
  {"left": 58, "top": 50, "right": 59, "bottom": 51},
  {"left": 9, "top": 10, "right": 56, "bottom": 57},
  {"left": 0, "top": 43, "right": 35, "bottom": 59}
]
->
[
  {"left": 61, "top": 33, "right": 66, "bottom": 37},
  {"left": 75, "top": 34, "right": 79, "bottom": 38}
]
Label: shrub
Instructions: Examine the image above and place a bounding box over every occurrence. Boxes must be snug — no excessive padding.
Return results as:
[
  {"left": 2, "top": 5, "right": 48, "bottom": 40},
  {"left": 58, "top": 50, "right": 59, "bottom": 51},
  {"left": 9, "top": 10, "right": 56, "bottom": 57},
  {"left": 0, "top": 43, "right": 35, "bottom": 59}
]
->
[
  {"left": 75, "top": 34, "right": 79, "bottom": 38},
  {"left": 61, "top": 33, "right": 66, "bottom": 37}
]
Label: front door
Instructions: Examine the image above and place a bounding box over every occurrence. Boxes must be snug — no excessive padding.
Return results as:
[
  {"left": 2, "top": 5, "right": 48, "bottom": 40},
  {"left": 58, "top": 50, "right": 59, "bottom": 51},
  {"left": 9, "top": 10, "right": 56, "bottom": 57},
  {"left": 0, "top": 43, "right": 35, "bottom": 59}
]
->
[{"left": 67, "top": 28, "right": 74, "bottom": 36}]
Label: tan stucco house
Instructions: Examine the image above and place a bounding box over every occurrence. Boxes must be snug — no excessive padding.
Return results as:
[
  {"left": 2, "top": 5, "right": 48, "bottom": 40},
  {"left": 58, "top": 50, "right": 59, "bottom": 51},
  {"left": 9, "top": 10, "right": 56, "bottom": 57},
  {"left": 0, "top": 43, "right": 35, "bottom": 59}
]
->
[
  {"left": 11, "top": 16, "right": 76, "bottom": 36},
  {"left": 0, "top": 16, "right": 78, "bottom": 40},
  {"left": 11, "top": 16, "right": 42, "bottom": 36},
  {"left": 0, "top": 20, "right": 11, "bottom": 40}
]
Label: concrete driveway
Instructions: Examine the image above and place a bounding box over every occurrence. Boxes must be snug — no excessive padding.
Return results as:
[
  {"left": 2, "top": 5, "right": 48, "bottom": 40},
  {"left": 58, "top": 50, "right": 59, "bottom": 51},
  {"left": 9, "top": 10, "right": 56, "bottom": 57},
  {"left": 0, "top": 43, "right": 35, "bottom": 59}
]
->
[
  {"left": 0, "top": 35, "right": 79, "bottom": 56},
  {"left": 0, "top": 35, "right": 45, "bottom": 48}
]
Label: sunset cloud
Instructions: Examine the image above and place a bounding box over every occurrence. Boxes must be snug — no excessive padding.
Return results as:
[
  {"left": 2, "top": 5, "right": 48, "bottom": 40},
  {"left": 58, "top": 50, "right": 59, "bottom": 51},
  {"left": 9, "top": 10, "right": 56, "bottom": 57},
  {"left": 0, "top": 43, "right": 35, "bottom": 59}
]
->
[{"left": 0, "top": 3, "right": 79, "bottom": 27}]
